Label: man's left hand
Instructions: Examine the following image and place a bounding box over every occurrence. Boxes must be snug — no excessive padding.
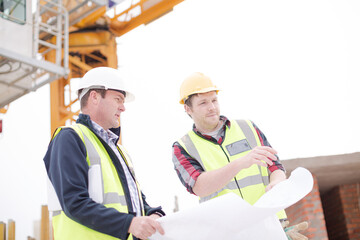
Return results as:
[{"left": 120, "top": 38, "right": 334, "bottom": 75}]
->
[
  {"left": 282, "top": 221, "right": 309, "bottom": 240},
  {"left": 265, "top": 179, "right": 283, "bottom": 192},
  {"left": 149, "top": 213, "right": 161, "bottom": 220}
]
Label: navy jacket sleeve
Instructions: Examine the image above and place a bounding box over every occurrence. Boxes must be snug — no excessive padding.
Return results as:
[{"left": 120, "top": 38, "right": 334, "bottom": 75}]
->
[
  {"left": 141, "top": 192, "right": 166, "bottom": 217},
  {"left": 43, "top": 128, "right": 134, "bottom": 240}
]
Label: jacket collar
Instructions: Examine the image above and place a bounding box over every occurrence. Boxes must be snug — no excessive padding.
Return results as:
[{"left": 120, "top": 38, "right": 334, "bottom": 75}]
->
[{"left": 76, "top": 113, "right": 122, "bottom": 138}]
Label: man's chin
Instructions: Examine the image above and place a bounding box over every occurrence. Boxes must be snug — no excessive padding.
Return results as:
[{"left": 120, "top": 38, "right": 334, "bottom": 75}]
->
[
  {"left": 205, "top": 119, "right": 219, "bottom": 128},
  {"left": 207, "top": 115, "right": 219, "bottom": 122}
]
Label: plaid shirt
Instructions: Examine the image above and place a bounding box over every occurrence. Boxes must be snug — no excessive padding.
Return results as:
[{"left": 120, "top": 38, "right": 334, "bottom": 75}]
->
[
  {"left": 172, "top": 116, "right": 285, "bottom": 195},
  {"left": 92, "top": 121, "right": 141, "bottom": 216}
]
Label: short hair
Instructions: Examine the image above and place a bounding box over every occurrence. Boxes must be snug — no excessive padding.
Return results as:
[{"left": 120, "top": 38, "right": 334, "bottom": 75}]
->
[
  {"left": 184, "top": 94, "right": 197, "bottom": 119},
  {"left": 184, "top": 90, "right": 219, "bottom": 107},
  {"left": 184, "top": 94, "right": 196, "bottom": 107},
  {"left": 79, "top": 89, "right": 106, "bottom": 109}
]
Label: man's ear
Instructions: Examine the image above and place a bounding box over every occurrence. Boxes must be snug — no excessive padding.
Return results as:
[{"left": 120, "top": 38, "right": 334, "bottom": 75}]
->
[
  {"left": 184, "top": 104, "right": 191, "bottom": 116},
  {"left": 89, "top": 90, "right": 99, "bottom": 105}
]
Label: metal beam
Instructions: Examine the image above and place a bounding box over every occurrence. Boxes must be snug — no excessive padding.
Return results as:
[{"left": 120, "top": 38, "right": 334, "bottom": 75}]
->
[
  {"left": 109, "top": 0, "right": 184, "bottom": 37},
  {"left": 0, "top": 48, "right": 67, "bottom": 76}
]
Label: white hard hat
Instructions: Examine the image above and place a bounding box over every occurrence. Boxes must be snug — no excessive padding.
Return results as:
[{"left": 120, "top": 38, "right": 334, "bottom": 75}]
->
[{"left": 77, "top": 67, "right": 135, "bottom": 102}]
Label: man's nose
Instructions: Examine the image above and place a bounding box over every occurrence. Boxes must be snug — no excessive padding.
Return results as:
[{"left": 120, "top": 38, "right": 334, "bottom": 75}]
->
[{"left": 119, "top": 103, "right": 125, "bottom": 112}]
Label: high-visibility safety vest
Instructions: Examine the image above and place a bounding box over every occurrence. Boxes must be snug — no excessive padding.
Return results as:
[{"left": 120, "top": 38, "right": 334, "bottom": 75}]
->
[
  {"left": 178, "top": 119, "right": 287, "bottom": 220},
  {"left": 48, "top": 124, "right": 144, "bottom": 240}
]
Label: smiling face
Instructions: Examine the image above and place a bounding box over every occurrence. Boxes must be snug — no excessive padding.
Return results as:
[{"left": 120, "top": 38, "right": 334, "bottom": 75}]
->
[
  {"left": 184, "top": 91, "right": 221, "bottom": 133},
  {"left": 92, "top": 89, "right": 126, "bottom": 130}
]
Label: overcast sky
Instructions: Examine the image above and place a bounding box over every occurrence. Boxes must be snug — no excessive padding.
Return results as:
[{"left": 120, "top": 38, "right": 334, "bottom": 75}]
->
[{"left": 1, "top": 0, "right": 359, "bottom": 239}]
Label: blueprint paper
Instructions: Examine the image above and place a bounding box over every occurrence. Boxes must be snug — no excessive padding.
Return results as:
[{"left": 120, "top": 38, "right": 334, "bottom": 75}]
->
[
  {"left": 150, "top": 167, "right": 313, "bottom": 240},
  {"left": 254, "top": 166, "right": 314, "bottom": 209}
]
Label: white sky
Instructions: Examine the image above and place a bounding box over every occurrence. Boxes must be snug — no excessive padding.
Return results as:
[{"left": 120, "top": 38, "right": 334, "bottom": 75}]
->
[{"left": 1, "top": 0, "right": 360, "bottom": 239}]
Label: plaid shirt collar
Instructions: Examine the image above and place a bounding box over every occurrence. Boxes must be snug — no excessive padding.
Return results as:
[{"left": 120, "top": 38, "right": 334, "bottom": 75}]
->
[
  {"left": 91, "top": 120, "right": 118, "bottom": 146},
  {"left": 192, "top": 115, "right": 231, "bottom": 144},
  {"left": 77, "top": 114, "right": 119, "bottom": 145}
]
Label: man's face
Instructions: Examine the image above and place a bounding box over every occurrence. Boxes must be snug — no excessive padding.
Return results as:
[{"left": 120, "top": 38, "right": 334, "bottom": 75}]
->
[
  {"left": 96, "top": 90, "right": 126, "bottom": 130},
  {"left": 185, "top": 91, "right": 220, "bottom": 133}
]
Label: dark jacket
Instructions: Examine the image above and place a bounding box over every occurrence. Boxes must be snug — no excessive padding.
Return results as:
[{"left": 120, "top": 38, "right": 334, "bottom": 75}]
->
[{"left": 43, "top": 114, "right": 164, "bottom": 240}]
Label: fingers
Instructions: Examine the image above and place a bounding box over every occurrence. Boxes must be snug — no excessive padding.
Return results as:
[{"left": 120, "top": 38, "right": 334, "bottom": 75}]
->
[
  {"left": 265, "top": 183, "right": 273, "bottom": 192},
  {"left": 149, "top": 213, "right": 161, "bottom": 220},
  {"left": 254, "top": 154, "right": 273, "bottom": 166},
  {"left": 288, "top": 231, "right": 308, "bottom": 240},
  {"left": 148, "top": 218, "right": 164, "bottom": 235},
  {"left": 239, "top": 146, "right": 278, "bottom": 169},
  {"left": 281, "top": 220, "right": 290, "bottom": 228},
  {"left": 155, "top": 221, "right": 165, "bottom": 235},
  {"left": 285, "top": 221, "right": 309, "bottom": 240},
  {"left": 294, "top": 221, "right": 309, "bottom": 231},
  {"left": 129, "top": 216, "right": 165, "bottom": 239},
  {"left": 251, "top": 146, "right": 277, "bottom": 155},
  {"left": 255, "top": 147, "right": 277, "bottom": 160},
  {"left": 249, "top": 147, "right": 277, "bottom": 166}
]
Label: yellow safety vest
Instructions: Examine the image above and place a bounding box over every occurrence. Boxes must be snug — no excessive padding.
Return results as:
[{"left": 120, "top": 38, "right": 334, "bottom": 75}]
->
[
  {"left": 50, "top": 124, "right": 144, "bottom": 240},
  {"left": 178, "top": 119, "right": 287, "bottom": 220}
]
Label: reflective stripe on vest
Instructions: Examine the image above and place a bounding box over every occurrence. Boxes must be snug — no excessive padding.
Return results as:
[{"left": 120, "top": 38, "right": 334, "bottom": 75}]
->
[
  {"left": 50, "top": 124, "right": 142, "bottom": 240},
  {"left": 235, "top": 119, "right": 270, "bottom": 186},
  {"left": 234, "top": 120, "right": 287, "bottom": 220},
  {"left": 76, "top": 125, "right": 128, "bottom": 206},
  {"left": 178, "top": 119, "right": 287, "bottom": 219}
]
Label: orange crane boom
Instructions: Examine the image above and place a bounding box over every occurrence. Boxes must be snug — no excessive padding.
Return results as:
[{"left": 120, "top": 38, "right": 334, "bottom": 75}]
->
[
  {"left": 0, "top": 0, "right": 184, "bottom": 134},
  {"left": 42, "top": 0, "right": 184, "bottom": 134}
]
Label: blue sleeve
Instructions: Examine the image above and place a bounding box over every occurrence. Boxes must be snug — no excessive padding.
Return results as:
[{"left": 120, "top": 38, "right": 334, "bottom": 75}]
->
[
  {"left": 43, "top": 128, "right": 134, "bottom": 240},
  {"left": 141, "top": 192, "right": 166, "bottom": 217}
]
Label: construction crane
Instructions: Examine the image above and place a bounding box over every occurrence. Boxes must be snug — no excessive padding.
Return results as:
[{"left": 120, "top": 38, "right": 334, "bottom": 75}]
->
[{"left": 0, "top": 0, "right": 184, "bottom": 134}]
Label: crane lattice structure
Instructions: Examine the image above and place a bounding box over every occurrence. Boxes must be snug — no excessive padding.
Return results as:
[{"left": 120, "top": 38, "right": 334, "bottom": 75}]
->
[{"left": 0, "top": 0, "right": 183, "bottom": 134}]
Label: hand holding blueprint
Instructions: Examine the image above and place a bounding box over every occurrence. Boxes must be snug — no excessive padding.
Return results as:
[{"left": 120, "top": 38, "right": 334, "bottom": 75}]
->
[{"left": 150, "top": 167, "right": 314, "bottom": 240}]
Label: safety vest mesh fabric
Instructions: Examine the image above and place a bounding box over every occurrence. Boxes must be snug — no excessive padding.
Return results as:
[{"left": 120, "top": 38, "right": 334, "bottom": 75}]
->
[
  {"left": 178, "top": 119, "right": 287, "bottom": 220},
  {"left": 51, "top": 124, "right": 143, "bottom": 240}
]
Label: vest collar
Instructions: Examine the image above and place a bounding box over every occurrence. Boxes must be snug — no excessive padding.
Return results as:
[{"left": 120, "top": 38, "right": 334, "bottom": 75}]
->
[{"left": 76, "top": 113, "right": 121, "bottom": 140}]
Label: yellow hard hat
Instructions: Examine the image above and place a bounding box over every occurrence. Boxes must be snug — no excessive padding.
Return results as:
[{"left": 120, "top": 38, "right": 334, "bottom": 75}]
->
[{"left": 179, "top": 72, "right": 220, "bottom": 104}]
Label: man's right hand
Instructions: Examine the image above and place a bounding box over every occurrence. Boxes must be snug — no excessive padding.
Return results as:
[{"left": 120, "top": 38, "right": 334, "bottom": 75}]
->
[
  {"left": 193, "top": 146, "right": 278, "bottom": 197},
  {"left": 128, "top": 216, "right": 164, "bottom": 240},
  {"left": 239, "top": 146, "right": 277, "bottom": 168}
]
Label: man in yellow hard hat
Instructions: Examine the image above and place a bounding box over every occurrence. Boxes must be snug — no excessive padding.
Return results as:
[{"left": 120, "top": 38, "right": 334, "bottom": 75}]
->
[
  {"left": 44, "top": 67, "right": 165, "bottom": 240},
  {"left": 172, "top": 72, "right": 308, "bottom": 240}
]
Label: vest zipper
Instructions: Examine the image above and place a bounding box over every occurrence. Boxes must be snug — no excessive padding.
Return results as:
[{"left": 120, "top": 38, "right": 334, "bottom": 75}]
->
[{"left": 219, "top": 144, "right": 244, "bottom": 199}]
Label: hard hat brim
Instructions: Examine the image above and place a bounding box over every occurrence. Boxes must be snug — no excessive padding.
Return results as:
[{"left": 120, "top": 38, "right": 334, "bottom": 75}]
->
[
  {"left": 123, "top": 91, "right": 135, "bottom": 103},
  {"left": 179, "top": 86, "right": 220, "bottom": 104},
  {"left": 107, "top": 88, "right": 136, "bottom": 103},
  {"left": 78, "top": 87, "right": 135, "bottom": 103}
]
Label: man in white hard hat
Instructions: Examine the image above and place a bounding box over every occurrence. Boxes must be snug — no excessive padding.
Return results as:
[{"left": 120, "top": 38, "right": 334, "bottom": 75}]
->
[
  {"left": 44, "top": 67, "right": 165, "bottom": 240},
  {"left": 172, "top": 72, "right": 308, "bottom": 240}
]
